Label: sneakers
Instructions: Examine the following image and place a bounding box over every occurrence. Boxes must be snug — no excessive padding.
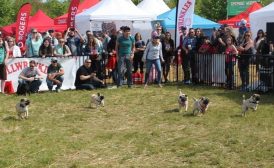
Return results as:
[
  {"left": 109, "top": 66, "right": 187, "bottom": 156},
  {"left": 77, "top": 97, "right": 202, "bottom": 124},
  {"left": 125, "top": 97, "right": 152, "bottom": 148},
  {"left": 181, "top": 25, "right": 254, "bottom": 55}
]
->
[
  {"left": 184, "top": 80, "right": 191, "bottom": 85},
  {"left": 56, "top": 88, "right": 61, "bottom": 93}
]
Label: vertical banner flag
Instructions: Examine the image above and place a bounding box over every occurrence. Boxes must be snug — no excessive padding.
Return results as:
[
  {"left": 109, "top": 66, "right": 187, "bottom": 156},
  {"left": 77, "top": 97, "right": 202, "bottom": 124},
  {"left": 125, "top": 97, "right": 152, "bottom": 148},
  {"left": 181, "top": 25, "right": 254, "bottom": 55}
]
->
[
  {"left": 15, "top": 3, "right": 32, "bottom": 50},
  {"left": 67, "top": 0, "right": 80, "bottom": 29},
  {"left": 175, "top": 0, "right": 196, "bottom": 47}
]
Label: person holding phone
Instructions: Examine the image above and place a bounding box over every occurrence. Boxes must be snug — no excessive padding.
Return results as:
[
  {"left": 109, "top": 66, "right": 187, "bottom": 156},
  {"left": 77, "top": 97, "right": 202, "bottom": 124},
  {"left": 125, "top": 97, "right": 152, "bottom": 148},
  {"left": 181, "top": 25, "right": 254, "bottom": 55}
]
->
[{"left": 64, "top": 27, "right": 84, "bottom": 56}]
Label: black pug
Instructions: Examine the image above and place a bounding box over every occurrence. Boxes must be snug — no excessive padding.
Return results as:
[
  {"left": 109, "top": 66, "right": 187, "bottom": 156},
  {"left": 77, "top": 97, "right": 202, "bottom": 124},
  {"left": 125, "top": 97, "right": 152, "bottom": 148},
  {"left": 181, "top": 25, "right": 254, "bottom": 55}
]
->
[{"left": 16, "top": 83, "right": 30, "bottom": 96}]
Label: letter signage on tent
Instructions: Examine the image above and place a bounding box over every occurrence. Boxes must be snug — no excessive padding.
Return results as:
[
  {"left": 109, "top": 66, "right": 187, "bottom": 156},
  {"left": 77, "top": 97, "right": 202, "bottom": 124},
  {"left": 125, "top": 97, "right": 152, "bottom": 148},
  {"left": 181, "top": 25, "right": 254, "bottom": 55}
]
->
[
  {"left": 175, "top": 0, "right": 196, "bottom": 47},
  {"left": 67, "top": 0, "right": 80, "bottom": 28},
  {"left": 15, "top": 3, "right": 32, "bottom": 50}
]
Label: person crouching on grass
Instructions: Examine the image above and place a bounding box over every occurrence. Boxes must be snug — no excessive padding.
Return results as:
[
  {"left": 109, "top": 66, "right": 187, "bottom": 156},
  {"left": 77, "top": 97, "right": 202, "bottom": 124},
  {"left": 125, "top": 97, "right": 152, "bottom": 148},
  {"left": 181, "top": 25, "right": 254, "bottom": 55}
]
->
[
  {"left": 46, "top": 58, "right": 64, "bottom": 92},
  {"left": 74, "top": 58, "right": 104, "bottom": 90},
  {"left": 143, "top": 35, "right": 165, "bottom": 89},
  {"left": 18, "top": 60, "right": 43, "bottom": 93}
]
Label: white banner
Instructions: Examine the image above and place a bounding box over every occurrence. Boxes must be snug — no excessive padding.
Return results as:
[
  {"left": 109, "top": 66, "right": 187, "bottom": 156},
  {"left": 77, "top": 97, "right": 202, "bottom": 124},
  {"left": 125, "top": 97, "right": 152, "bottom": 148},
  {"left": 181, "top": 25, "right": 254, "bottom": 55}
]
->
[
  {"left": 175, "top": 0, "right": 196, "bottom": 47},
  {"left": 6, "top": 57, "right": 79, "bottom": 92}
]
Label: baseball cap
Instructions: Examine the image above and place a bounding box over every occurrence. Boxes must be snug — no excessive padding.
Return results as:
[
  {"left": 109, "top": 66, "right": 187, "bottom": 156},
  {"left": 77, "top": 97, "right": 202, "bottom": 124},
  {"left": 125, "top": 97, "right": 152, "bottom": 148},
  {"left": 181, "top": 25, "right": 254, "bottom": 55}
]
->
[{"left": 51, "top": 58, "right": 58, "bottom": 63}]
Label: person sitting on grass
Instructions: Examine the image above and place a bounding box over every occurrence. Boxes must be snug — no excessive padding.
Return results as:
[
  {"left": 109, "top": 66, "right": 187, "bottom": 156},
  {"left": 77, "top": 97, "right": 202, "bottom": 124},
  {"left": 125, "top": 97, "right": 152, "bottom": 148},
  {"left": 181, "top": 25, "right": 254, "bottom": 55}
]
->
[{"left": 46, "top": 58, "right": 64, "bottom": 92}]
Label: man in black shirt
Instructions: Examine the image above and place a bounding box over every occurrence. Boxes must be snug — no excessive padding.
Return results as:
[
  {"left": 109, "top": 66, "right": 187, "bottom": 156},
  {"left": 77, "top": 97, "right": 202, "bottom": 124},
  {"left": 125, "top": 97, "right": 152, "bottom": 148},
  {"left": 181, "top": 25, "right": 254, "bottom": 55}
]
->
[{"left": 75, "top": 58, "right": 104, "bottom": 90}]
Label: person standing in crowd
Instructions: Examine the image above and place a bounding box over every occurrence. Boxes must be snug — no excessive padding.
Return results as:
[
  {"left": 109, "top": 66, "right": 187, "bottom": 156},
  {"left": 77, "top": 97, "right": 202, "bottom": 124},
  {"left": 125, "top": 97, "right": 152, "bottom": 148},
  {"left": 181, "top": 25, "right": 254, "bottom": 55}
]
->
[
  {"left": 225, "top": 37, "right": 238, "bottom": 89},
  {"left": 0, "top": 37, "right": 9, "bottom": 94},
  {"left": 54, "top": 38, "right": 71, "bottom": 57},
  {"left": 195, "top": 28, "right": 204, "bottom": 51},
  {"left": 74, "top": 58, "right": 104, "bottom": 90},
  {"left": 48, "top": 29, "right": 58, "bottom": 47},
  {"left": 143, "top": 35, "right": 164, "bottom": 88},
  {"left": 84, "top": 34, "right": 102, "bottom": 78},
  {"left": 64, "top": 27, "right": 84, "bottom": 56},
  {"left": 18, "top": 60, "right": 43, "bottom": 93},
  {"left": 46, "top": 58, "right": 64, "bottom": 92},
  {"left": 237, "top": 31, "right": 254, "bottom": 92},
  {"left": 7, "top": 37, "right": 21, "bottom": 57},
  {"left": 39, "top": 38, "right": 53, "bottom": 57},
  {"left": 133, "top": 32, "right": 145, "bottom": 74},
  {"left": 115, "top": 26, "right": 135, "bottom": 88},
  {"left": 237, "top": 19, "right": 248, "bottom": 45},
  {"left": 106, "top": 29, "right": 118, "bottom": 82},
  {"left": 254, "top": 29, "right": 265, "bottom": 54},
  {"left": 178, "top": 26, "right": 187, "bottom": 72},
  {"left": 161, "top": 32, "right": 174, "bottom": 83},
  {"left": 182, "top": 28, "right": 197, "bottom": 84},
  {"left": 26, "top": 28, "right": 43, "bottom": 57}
]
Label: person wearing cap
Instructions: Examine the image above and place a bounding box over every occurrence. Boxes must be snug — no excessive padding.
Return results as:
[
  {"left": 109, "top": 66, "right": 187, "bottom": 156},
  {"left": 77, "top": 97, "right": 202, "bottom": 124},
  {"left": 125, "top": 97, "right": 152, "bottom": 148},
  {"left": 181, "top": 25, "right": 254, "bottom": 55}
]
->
[
  {"left": 46, "top": 58, "right": 64, "bottom": 92},
  {"left": 115, "top": 26, "right": 135, "bottom": 88},
  {"left": 237, "top": 19, "right": 248, "bottom": 45},
  {"left": 182, "top": 28, "right": 197, "bottom": 84},
  {"left": 18, "top": 60, "right": 43, "bottom": 93},
  {"left": 0, "top": 36, "right": 9, "bottom": 94},
  {"left": 74, "top": 58, "right": 104, "bottom": 90},
  {"left": 143, "top": 34, "right": 164, "bottom": 88}
]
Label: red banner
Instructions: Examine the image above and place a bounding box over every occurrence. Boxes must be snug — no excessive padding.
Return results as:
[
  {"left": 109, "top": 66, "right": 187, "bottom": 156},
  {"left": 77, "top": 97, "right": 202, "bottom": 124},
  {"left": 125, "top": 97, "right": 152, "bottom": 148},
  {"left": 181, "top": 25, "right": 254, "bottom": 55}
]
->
[
  {"left": 15, "top": 3, "right": 32, "bottom": 50},
  {"left": 67, "top": 0, "right": 80, "bottom": 29}
]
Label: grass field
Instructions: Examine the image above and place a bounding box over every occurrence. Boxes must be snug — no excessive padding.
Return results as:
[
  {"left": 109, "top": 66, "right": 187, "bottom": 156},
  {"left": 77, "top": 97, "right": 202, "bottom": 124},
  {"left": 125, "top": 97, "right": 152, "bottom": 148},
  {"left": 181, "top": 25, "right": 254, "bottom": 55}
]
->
[{"left": 1, "top": 84, "right": 274, "bottom": 167}]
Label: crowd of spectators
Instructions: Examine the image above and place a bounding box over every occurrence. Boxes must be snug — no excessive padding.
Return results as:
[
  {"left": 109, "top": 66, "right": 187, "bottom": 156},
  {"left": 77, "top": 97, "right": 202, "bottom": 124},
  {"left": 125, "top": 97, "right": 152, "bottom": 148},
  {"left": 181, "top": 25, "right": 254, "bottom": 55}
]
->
[{"left": 0, "top": 20, "right": 274, "bottom": 94}]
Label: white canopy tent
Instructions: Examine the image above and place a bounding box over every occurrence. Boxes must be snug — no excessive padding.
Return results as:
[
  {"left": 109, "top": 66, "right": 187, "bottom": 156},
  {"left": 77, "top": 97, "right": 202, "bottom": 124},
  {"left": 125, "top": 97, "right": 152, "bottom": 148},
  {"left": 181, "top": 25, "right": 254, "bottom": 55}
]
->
[
  {"left": 250, "top": 2, "right": 274, "bottom": 38},
  {"left": 137, "top": 0, "right": 170, "bottom": 18},
  {"left": 75, "top": 0, "right": 154, "bottom": 41}
]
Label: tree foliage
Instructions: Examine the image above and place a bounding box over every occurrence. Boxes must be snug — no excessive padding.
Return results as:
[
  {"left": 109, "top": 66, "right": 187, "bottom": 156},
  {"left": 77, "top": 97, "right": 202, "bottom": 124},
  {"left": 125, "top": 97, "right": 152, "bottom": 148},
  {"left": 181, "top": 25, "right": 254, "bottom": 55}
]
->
[{"left": 0, "top": 0, "right": 273, "bottom": 27}]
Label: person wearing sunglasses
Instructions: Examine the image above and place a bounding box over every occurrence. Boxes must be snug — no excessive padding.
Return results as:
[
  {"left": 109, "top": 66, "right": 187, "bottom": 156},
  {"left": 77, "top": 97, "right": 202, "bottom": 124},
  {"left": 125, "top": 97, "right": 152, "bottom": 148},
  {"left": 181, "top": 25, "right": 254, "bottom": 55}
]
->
[
  {"left": 26, "top": 28, "right": 43, "bottom": 57},
  {"left": 237, "top": 31, "right": 254, "bottom": 92},
  {"left": 74, "top": 58, "right": 104, "bottom": 90},
  {"left": 18, "top": 60, "right": 43, "bottom": 93},
  {"left": 7, "top": 37, "right": 21, "bottom": 58}
]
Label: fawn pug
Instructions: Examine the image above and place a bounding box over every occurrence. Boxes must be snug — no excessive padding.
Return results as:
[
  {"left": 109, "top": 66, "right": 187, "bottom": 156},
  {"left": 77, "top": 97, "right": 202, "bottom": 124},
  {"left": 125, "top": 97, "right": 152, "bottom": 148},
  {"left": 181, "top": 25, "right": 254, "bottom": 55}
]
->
[
  {"left": 91, "top": 93, "right": 105, "bottom": 109},
  {"left": 16, "top": 98, "right": 30, "bottom": 119}
]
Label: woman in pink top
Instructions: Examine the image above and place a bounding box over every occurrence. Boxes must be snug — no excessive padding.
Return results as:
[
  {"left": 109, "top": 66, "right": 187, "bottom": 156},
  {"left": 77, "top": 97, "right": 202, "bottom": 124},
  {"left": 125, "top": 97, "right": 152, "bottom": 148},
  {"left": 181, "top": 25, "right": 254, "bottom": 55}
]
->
[{"left": 225, "top": 37, "right": 238, "bottom": 89}]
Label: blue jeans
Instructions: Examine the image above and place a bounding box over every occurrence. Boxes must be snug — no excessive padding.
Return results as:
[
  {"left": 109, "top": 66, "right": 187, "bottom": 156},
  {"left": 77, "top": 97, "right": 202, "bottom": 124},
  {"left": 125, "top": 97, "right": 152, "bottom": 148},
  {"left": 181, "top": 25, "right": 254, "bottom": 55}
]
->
[
  {"left": 117, "top": 56, "right": 132, "bottom": 86},
  {"left": 144, "top": 59, "right": 162, "bottom": 84},
  {"left": 18, "top": 79, "right": 42, "bottom": 93},
  {"left": 46, "top": 76, "right": 64, "bottom": 90}
]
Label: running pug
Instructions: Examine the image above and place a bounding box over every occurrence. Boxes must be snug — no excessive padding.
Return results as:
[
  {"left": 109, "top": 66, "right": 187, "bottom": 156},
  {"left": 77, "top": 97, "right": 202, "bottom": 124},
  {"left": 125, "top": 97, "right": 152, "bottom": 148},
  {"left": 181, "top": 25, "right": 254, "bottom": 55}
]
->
[
  {"left": 192, "top": 97, "right": 210, "bottom": 116},
  {"left": 91, "top": 93, "right": 105, "bottom": 109},
  {"left": 242, "top": 94, "right": 260, "bottom": 117},
  {"left": 178, "top": 89, "right": 188, "bottom": 112},
  {"left": 16, "top": 98, "right": 30, "bottom": 119}
]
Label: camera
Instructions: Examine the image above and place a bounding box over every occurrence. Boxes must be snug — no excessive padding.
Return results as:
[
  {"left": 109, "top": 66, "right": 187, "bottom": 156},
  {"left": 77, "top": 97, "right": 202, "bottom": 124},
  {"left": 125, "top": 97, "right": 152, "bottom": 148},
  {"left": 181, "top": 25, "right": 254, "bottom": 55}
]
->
[{"left": 70, "top": 28, "right": 75, "bottom": 31}]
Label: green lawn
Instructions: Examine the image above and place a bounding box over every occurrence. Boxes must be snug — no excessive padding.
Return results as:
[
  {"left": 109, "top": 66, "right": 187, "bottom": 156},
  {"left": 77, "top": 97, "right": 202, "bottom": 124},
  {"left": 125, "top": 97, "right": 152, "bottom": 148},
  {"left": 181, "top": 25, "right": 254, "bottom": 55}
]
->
[{"left": 1, "top": 84, "right": 274, "bottom": 167}]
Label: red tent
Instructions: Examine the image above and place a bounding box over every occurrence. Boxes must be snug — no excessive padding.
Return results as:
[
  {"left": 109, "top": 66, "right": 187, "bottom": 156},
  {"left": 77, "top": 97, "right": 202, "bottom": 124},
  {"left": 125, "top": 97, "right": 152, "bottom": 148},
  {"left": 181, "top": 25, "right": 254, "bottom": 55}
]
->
[
  {"left": 219, "top": 2, "right": 262, "bottom": 28},
  {"left": 0, "top": 10, "right": 66, "bottom": 36},
  {"left": 54, "top": 0, "right": 99, "bottom": 25}
]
